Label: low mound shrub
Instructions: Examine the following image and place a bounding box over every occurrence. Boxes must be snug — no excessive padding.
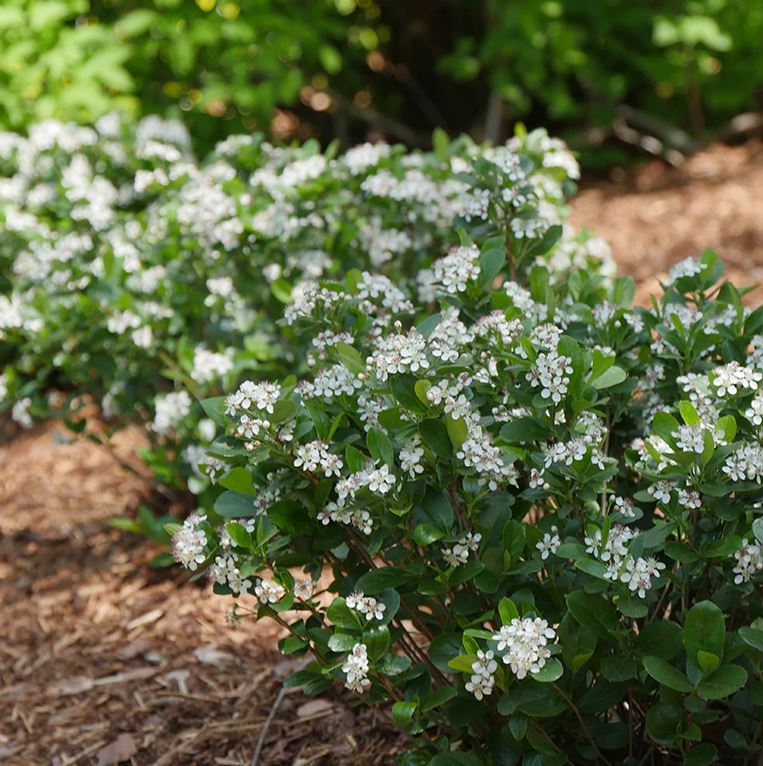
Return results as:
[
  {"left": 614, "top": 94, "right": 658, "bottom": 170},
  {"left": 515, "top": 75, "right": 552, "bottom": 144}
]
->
[
  {"left": 0, "top": 117, "right": 610, "bottom": 515},
  {"left": 177, "top": 250, "right": 763, "bottom": 764}
]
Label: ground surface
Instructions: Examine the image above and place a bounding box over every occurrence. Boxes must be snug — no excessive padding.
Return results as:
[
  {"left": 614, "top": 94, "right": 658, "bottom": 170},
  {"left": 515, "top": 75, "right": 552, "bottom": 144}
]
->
[{"left": 2, "top": 140, "right": 762, "bottom": 765}]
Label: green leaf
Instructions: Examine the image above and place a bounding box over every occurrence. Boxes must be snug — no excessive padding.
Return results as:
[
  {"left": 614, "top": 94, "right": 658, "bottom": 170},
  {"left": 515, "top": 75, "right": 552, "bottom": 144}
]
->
[
  {"left": 218, "top": 467, "right": 255, "bottom": 496},
  {"left": 355, "top": 566, "right": 413, "bottom": 594},
  {"left": 414, "top": 379, "right": 432, "bottom": 405},
  {"left": 696, "top": 650, "right": 720, "bottom": 674},
  {"left": 679, "top": 400, "right": 701, "bottom": 426},
  {"left": 499, "top": 417, "right": 548, "bottom": 443},
  {"left": 643, "top": 656, "right": 693, "bottom": 693},
  {"left": 428, "top": 754, "right": 484, "bottom": 766},
  {"left": 421, "top": 685, "right": 458, "bottom": 712},
  {"left": 645, "top": 703, "right": 682, "bottom": 746},
  {"left": 697, "top": 665, "right": 748, "bottom": 700},
  {"left": 367, "top": 427, "right": 394, "bottom": 466},
  {"left": 479, "top": 247, "right": 506, "bottom": 286},
  {"left": 225, "top": 521, "right": 252, "bottom": 548},
  {"left": 565, "top": 590, "right": 621, "bottom": 639},
  {"left": 412, "top": 523, "right": 444, "bottom": 545},
  {"left": 636, "top": 621, "right": 683, "bottom": 660},
  {"left": 739, "top": 626, "right": 763, "bottom": 653},
  {"left": 498, "top": 597, "right": 519, "bottom": 624},
  {"left": 335, "top": 342, "right": 365, "bottom": 375},
  {"left": 530, "top": 658, "right": 563, "bottom": 683},
  {"left": 326, "top": 598, "right": 361, "bottom": 630},
  {"left": 684, "top": 601, "right": 725, "bottom": 665},
  {"left": 268, "top": 499, "right": 313, "bottom": 535},
  {"left": 420, "top": 419, "right": 452, "bottom": 460},
  {"left": 448, "top": 654, "right": 477, "bottom": 673},
  {"left": 213, "top": 490, "right": 256, "bottom": 517},
  {"left": 392, "top": 701, "right": 418, "bottom": 725},
  {"left": 327, "top": 633, "right": 357, "bottom": 652},
  {"left": 753, "top": 518, "right": 763, "bottom": 543},
  {"left": 685, "top": 743, "right": 717, "bottom": 766},
  {"left": 591, "top": 364, "right": 626, "bottom": 389},
  {"left": 445, "top": 415, "right": 468, "bottom": 449}
]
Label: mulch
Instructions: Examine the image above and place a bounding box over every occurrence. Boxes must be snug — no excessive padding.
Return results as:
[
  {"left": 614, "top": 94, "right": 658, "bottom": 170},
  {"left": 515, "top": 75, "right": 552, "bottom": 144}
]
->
[
  {"left": 0, "top": 423, "right": 405, "bottom": 766},
  {"left": 2, "top": 138, "right": 763, "bottom": 765}
]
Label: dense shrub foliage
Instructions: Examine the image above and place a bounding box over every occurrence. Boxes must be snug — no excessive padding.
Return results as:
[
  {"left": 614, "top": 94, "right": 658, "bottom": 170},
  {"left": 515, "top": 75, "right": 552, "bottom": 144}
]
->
[
  {"left": 0, "top": 116, "right": 609, "bottom": 517},
  {"left": 177, "top": 250, "right": 763, "bottom": 764},
  {"left": 1, "top": 1, "right": 761, "bottom": 155}
]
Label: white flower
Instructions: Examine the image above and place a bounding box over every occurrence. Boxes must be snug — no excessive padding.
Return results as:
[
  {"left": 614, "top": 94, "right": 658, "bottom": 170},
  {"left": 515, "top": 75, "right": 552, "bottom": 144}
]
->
[
  {"left": 527, "top": 350, "right": 574, "bottom": 404},
  {"left": 294, "top": 579, "right": 316, "bottom": 600},
  {"left": 536, "top": 527, "right": 560, "bottom": 560},
  {"left": 733, "top": 541, "right": 763, "bottom": 584},
  {"left": 442, "top": 532, "right": 482, "bottom": 567},
  {"left": 368, "top": 328, "right": 429, "bottom": 381},
  {"left": 293, "top": 440, "right": 344, "bottom": 477},
  {"left": 723, "top": 444, "right": 763, "bottom": 483},
  {"left": 172, "top": 511, "right": 208, "bottom": 570},
  {"left": 225, "top": 380, "right": 281, "bottom": 415},
  {"left": 342, "top": 643, "right": 371, "bottom": 693},
  {"left": 346, "top": 591, "right": 387, "bottom": 621},
  {"left": 400, "top": 437, "right": 425, "bottom": 478},
  {"left": 711, "top": 361, "right": 762, "bottom": 397},
  {"left": 668, "top": 257, "right": 704, "bottom": 283},
  {"left": 192, "top": 346, "right": 234, "bottom": 384},
  {"left": 492, "top": 617, "right": 557, "bottom": 680},
  {"left": 366, "top": 464, "right": 396, "bottom": 494},
  {"left": 673, "top": 424, "right": 706, "bottom": 454},
  {"left": 619, "top": 556, "right": 666, "bottom": 598},
  {"left": 429, "top": 244, "right": 480, "bottom": 294},
  {"left": 11, "top": 396, "right": 33, "bottom": 429},
  {"left": 254, "top": 578, "right": 285, "bottom": 604},
  {"left": 152, "top": 390, "right": 192, "bottom": 435},
  {"left": 648, "top": 480, "right": 674, "bottom": 504},
  {"left": 465, "top": 650, "right": 497, "bottom": 700}
]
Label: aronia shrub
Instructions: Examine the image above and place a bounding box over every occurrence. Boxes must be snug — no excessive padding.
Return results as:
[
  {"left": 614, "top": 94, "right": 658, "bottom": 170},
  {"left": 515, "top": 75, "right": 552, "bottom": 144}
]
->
[
  {"left": 0, "top": 118, "right": 609, "bottom": 520},
  {"left": 178, "top": 250, "right": 763, "bottom": 765}
]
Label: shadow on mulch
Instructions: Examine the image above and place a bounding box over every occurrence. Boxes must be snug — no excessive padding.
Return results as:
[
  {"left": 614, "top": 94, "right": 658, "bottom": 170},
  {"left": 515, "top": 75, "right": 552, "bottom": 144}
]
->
[{"left": 0, "top": 423, "right": 405, "bottom": 766}]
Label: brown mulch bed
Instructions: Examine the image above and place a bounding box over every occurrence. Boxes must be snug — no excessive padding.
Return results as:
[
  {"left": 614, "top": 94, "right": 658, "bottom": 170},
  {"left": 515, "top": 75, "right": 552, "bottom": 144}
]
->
[
  {"left": 571, "top": 139, "right": 763, "bottom": 303},
  {"left": 2, "top": 139, "right": 763, "bottom": 765},
  {"left": 0, "top": 423, "right": 405, "bottom": 766}
]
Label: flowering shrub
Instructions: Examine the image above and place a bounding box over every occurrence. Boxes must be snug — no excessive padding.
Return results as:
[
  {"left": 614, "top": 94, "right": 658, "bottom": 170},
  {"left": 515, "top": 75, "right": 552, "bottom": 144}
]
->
[
  {"left": 178, "top": 250, "right": 763, "bottom": 764},
  {"left": 0, "top": 116, "right": 610, "bottom": 512}
]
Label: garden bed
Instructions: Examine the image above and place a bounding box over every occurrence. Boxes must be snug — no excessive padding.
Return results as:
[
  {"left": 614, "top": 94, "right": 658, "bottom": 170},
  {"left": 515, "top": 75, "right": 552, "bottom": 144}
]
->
[{"left": 2, "top": 138, "right": 762, "bottom": 766}]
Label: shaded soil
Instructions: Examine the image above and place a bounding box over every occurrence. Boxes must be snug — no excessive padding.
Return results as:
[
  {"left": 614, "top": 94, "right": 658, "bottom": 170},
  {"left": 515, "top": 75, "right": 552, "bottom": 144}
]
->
[
  {"left": 2, "top": 139, "right": 763, "bottom": 765},
  {"left": 0, "top": 423, "right": 405, "bottom": 766},
  {"left": 571, "top": 139, "right": 763, "bottom": 303}
]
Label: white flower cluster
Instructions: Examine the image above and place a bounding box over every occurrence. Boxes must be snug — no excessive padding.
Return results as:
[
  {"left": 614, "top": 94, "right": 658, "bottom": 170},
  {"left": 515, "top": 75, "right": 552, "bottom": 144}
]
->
[
  {"left": 733, "top": 540, "right": 763, "bottom": 584},
  {"left": 465, "top": 650, "right": 497, "bottom": 700},
  {"left": 293, "top": 440, "right": 344, "bottom": 477},
  {"left": 492, "top": 617, "right": 557, "bottom": 680},
  {"left": 255, "top": 578, "right": 285, "bottom": 604},
  {"left": 527, "top": 350, "right": 573, "bottom": 404},
  {"left": 368, "top": 328, "right": 430, "bottom": 380},
  {"left": 171, "top": 511, "right": 208, "bottom": 570},
  {"left": 711, "top": 361, "right": 762, "bottom": 397},
  {"left": 342, "top": 643, "right": 371, "bottom": 693},
  {"left": 585, "top": 524, "right": 666, "bottom": 598},
  {"left": 429, "top": 244, "right": 480, "bottom": 295},
  {"left": 346, "top": 591, "right": 387, "bottom": 621},
  {"left": 152, "top": 391, "right": 192, "bottom": 435},
  {"left": 442, "top": 532, "right": 482, "bottom": 567},
  {"left": 536, "top": 527, "right": 560, "bottom": 560},
  {"left": 723, "top": 444, "right": 763, "bottom": 483}
]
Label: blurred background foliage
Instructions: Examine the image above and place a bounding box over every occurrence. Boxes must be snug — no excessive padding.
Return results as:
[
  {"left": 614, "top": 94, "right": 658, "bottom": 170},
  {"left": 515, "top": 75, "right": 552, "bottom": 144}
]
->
[{"left": 0, "top": 0, "right": 761, "bottom": 165}]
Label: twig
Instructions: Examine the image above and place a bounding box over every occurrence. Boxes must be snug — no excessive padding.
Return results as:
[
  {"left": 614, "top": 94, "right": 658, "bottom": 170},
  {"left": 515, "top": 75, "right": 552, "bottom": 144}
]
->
[{"left": 250, "top": 684, "right": 288, "bottom": 766}]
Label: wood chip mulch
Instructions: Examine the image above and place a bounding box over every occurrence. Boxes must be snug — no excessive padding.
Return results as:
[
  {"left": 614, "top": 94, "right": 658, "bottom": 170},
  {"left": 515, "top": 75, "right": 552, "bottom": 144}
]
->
[{"left": 0, "top": 422, "right": 406, "bottom": 765}]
